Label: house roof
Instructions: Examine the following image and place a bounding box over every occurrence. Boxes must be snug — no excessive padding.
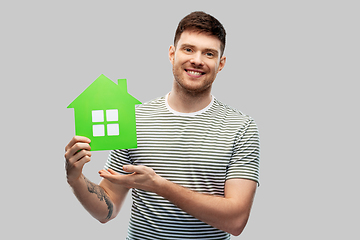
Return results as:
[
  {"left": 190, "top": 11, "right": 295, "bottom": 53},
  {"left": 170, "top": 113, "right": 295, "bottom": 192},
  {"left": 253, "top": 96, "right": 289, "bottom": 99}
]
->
[{"left": 67, "top": 74, "right": 141, "bottom": 109}]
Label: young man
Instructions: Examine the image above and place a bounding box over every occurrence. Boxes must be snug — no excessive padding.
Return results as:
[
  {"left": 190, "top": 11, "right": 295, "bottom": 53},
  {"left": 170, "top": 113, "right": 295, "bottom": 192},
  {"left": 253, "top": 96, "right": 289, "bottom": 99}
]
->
[{"left": 65, "top": 11, "right": 260, "bottom": 239}]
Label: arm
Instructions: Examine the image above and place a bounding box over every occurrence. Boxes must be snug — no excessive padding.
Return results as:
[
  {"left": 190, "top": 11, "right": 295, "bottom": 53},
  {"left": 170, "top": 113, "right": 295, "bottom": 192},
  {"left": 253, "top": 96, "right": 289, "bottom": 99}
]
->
[
  {"left": 157, "top": 177, "right": 257, "bottom": 236},
  {"left": 99, "top": 166, "right": 257, "bottom": 235},
  {"left": 65, "top": 136, "right": 129, "bottom": 223}
]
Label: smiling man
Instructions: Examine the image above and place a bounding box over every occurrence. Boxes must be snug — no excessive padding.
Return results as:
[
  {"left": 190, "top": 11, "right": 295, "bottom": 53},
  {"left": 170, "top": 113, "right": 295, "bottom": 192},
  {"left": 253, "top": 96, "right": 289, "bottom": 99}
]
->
[
  {"left": 168, "top": 29, "right": 226, "bottom": 113},
  {"left": 65, "top": 11, "right": 260, "bottom": 239}
]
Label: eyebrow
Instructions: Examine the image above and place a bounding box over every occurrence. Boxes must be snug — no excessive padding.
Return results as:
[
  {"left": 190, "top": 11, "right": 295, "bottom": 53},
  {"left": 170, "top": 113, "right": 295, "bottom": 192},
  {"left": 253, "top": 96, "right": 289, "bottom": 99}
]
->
[{"left": 180, "top": 44, "right": 219, "bottom": 56}]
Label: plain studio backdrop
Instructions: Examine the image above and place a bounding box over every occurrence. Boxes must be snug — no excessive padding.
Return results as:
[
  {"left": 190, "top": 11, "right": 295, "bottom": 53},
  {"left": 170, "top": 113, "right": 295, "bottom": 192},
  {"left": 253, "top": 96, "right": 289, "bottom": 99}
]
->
[{"left": 1, "top": 1, "right": 358, "bottom": 239}]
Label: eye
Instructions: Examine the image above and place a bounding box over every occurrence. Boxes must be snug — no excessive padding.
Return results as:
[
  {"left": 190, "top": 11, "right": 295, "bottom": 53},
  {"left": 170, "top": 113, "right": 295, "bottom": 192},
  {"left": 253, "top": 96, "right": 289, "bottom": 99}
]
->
[
  {"left": 184, "top": 48, "right": 192, "bottom": 53},
  {"left": 206, "top": 52, "right": 214, "bottom": 57}
]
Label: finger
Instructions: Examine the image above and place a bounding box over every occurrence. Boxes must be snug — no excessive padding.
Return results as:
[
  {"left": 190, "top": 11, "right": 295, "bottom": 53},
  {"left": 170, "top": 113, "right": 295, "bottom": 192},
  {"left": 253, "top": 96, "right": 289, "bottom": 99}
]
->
[
  {"left": 67, "top": 154, "right": 91, "bottom": 174},
  {"left": 66, "top": 149, "right": 91, "bottom": 167},
  {"left": 65, "top": 148, "right": 89, "bottom": 164},
  {"left": 65, "top": 136, "right": 82, "bottom": 151},
  {"left": 75, "top": 154, "right": 91, "bottom": 167},
  {"left": 66, "top": 142, "right": 91, "bottom": 160},
  {"left": 99, "top": 169, "right": 116, "bottom": 181},
  {"left": 65, "top": 136, "right": 91, "bottom": 151},
  {"left": 98, "top": 169, "right": 110, "bottom": 177},
  {"left": 77, "top": 149, "right": 92, "bottom": 160},
  {"left": 107, "top": 168, "right": 120, "bottom": 175},
  {"left": 65, "top": 142, "right": 91, "bottom": 163},
  {"left": 99, "top": 169, "right": 114, "bottom": 174}
]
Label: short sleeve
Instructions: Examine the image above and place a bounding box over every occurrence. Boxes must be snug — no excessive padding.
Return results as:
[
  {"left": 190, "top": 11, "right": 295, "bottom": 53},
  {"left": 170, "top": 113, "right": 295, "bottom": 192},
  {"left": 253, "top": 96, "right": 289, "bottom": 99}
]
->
[
  {"left": 104, "top": 149, "right": 133, "bottom": 175},
  {"left": 226, "top": 118, "right": 260, "bottom": 185}
]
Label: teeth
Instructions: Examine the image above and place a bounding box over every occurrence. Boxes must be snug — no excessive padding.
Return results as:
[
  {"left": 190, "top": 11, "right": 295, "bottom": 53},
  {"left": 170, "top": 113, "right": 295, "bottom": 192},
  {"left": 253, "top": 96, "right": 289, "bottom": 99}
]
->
[{"left": 187, "top": 70, "right": 203, "bottom": 76}]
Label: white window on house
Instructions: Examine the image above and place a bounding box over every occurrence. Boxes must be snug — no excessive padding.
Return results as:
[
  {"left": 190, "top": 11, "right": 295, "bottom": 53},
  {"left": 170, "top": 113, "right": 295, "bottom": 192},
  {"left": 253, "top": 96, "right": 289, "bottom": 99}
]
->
[
  {"left": 106, "top": 109, "right": 118, "bottom": 121},
  {"left": 91, "top": 109, "right": 119, "bottom": 137},
  {"left": 107, "top": 124, "right": 119, "bottom": 136},
  {"left": 93, "top": 124, "right": 105, "bottom": 137},
  {"left": 92, "top": 110, "right": 104, "bottom": 122}
]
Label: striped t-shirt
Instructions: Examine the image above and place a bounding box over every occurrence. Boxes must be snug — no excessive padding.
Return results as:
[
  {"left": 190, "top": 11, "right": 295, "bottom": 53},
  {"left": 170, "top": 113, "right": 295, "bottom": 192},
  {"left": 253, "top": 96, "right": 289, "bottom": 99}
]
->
[{"left": 105, "top": 94, "right": 260, "bottom": 240}]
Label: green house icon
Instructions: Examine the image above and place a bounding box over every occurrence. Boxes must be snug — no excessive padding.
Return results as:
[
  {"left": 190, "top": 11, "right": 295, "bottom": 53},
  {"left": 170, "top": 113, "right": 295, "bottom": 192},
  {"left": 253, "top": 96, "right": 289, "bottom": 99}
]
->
[{"left": 67, "top": 74, "right": 141, "bottom": 151}]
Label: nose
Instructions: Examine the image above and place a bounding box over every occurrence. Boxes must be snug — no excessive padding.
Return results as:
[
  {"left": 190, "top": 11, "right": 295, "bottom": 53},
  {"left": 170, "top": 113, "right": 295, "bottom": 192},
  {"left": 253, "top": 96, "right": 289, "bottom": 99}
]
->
[{"left": 190, "top": 52, "right": 204, "bottom": 66}]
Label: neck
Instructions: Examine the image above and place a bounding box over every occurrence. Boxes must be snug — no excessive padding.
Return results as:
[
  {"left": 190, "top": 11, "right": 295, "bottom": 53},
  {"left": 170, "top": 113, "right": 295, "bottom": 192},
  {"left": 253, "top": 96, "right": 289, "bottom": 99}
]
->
[{"left": 167, "top": 82, "right": 212, "bottom": 113}]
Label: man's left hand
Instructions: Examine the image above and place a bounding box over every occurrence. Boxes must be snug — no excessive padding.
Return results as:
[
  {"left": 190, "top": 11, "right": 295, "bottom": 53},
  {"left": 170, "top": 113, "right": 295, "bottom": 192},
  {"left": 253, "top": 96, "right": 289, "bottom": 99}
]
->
[{"left": 99, "top": 165, "right": 161, "bottom": 192}]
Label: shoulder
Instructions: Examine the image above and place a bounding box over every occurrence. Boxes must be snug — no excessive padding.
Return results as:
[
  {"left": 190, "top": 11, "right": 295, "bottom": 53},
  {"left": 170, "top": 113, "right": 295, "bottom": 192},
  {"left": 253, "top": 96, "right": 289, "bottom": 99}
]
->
[
  {"left": 137, "top": 96, "right": 165, "bottom": 108},
  {"left": 135, "top": 96, "right": 168, "bottom": 116},
  {"left": 212, "top": 98, "right": 254, "bottom": 124}
]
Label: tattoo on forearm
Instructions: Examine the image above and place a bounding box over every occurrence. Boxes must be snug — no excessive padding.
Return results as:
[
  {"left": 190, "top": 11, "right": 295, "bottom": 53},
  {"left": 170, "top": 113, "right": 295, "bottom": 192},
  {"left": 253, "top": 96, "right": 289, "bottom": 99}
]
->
[{"left": 84, "top": 176, "right": 113, "bottom": 220}]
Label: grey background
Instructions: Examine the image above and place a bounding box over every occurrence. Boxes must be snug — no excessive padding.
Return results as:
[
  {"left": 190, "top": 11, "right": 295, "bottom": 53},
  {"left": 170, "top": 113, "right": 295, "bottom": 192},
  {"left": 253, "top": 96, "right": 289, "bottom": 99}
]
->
[{"left": 1, "top": 0, "right": 359, "bottom": 239}]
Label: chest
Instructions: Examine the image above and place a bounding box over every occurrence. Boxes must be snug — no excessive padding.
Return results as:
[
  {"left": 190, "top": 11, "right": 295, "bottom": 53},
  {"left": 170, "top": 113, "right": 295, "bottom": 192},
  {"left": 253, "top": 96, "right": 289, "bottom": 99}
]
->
[{"left": 128, "top": 115, "right": 241, "bottom": 193}]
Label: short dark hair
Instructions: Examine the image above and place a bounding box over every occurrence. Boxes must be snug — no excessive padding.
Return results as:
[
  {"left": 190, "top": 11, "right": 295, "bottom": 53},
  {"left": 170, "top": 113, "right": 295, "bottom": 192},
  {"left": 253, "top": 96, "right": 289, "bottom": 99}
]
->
[{"left": 174, "top": 11, "right": 226, "bottom": 56}]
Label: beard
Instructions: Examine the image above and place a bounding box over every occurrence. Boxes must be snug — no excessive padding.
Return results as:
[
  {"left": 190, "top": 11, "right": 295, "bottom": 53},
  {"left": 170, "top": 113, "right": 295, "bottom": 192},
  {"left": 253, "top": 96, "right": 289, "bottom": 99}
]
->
[{"left": 172, "top": 65, "right": 215, "bottom": 96}]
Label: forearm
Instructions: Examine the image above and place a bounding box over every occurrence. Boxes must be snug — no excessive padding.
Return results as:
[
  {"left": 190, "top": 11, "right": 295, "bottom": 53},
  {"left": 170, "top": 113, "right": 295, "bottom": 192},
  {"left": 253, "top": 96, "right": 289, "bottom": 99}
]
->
[
  {"left": 68, "top": 175, "right": 114, "bottom": 223},
  {"left": 154, "top": 178, "right": 251, "bottom": 236},
  {"left": 99, "top": 166, "right": 255, "bottom": 235}
]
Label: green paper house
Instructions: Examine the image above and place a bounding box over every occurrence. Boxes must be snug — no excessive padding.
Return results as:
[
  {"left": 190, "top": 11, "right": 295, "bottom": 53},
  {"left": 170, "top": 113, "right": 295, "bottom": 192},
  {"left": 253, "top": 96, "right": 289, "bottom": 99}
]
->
[{"left": 68, "top": 74, "right": 141, "bottom": 151}]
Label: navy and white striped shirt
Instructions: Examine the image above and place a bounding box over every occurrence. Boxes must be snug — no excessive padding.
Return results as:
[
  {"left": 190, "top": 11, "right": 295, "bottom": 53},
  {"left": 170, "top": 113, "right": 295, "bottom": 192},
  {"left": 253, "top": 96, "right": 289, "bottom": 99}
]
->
[{"left": 105, "top": 94, "right": 260, "bottom": 239}]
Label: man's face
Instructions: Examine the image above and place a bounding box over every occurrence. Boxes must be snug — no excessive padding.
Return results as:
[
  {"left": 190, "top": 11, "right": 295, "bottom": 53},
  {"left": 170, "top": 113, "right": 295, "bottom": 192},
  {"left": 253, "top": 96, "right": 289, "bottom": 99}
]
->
[{"left": 169, "top": 30, "right": 226, "bottom": 95}]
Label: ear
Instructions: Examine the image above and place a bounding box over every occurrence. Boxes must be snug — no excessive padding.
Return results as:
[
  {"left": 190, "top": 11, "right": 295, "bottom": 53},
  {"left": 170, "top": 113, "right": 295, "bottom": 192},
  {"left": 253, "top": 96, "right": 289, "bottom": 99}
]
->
[
  {"left": 217, "top": 56, "right": 226, "bottom": 73},
  {"left": 169, "top": 45, "right": 175, "bottom": 65}
]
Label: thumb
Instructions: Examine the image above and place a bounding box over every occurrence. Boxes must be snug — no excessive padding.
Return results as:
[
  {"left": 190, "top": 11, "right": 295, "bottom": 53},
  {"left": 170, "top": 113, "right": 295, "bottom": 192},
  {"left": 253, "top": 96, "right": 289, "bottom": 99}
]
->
[{"left": 123, "top": 165, "right": 137, "bottom": 173}]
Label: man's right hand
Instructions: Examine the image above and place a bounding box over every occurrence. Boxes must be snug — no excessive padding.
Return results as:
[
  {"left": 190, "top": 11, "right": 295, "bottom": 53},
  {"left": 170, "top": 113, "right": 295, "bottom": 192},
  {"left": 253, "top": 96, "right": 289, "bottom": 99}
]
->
[{"left": 64, "top": 136, "right": 92, "bottom": 185}]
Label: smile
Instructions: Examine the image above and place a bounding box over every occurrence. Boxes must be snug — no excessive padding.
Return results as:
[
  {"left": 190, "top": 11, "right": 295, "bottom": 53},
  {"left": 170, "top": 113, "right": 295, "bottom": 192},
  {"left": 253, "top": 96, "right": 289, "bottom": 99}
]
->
[{"left": 185, "top": 69, "right": 205, "bottom": 77}]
